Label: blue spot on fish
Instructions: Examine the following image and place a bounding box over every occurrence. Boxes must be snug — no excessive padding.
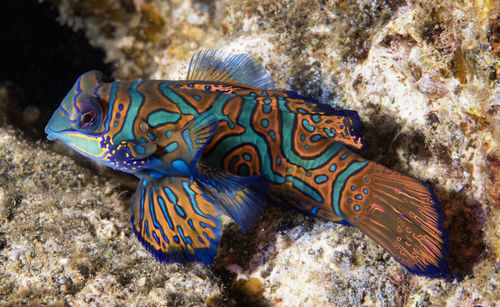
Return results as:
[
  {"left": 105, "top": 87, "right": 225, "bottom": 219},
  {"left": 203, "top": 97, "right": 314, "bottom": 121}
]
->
[
  {"left": 172, "top": 160, "right": 189, "bottom": 174},
  {"left": 310, "top": 134, "right": 322, "bottom": 142},
  {"left": 314, "top": 175, "right": 328, "bottom": 184},
  {"left": 165, "top": 142, "right": 179, "bottom": 153},
  {"left": 134, "top": 145, "right": 146, "bottom": 155},
  {"left": 302, "top": 119, "right": 315, "bottom": 132}
]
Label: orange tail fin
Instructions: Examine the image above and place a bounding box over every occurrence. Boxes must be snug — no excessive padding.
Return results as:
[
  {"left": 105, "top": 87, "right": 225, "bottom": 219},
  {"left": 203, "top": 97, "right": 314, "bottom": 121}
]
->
[{"left": 339, "top": 162, "right": 449, "bottom": 277}]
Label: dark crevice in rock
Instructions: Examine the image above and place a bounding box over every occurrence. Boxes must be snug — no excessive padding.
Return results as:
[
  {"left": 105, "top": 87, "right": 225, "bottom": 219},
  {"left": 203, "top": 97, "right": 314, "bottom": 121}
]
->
[{"left": 0, "top": 0, "right": 113, "bottom": 138}]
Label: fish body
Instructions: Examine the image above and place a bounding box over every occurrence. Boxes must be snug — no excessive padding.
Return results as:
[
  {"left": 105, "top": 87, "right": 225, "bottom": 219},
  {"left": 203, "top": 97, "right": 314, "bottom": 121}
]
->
[{"left": 46, "top": 50, "right": 448, "bottom": 277}]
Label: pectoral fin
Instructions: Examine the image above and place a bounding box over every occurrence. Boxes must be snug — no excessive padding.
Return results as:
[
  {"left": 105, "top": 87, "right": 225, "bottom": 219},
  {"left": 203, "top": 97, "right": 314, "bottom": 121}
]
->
[
  {"left": 181, "top": 112, "right": 218, "bottom": 167},
  {"left": 196, "top": 162, "right": 268, "bottom": 232},
  {"left": 130, "top": 176, "right": 222, "bottom": 264}
]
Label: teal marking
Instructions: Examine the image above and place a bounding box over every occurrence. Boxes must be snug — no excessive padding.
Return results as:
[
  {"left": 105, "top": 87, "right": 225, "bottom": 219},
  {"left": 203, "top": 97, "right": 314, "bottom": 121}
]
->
[
  {"left": 104, "top": 82, "right": 119, "bottom": 132},
  {"left": 147, "top": 110, "right": 181, "bottom": 128},
  {"left": 188, "top": 219, "right": 195, "bottom": 231},
  {"left": 182, "top": 181, "right": 215, "bottom": 220},
  {"left": 175, "top": 204, "right": 186, "bottom": 218},
  {"left": 310, "top": 134, "right": 322, "bottom": 142},
  {"left": 144, "top": 220, "right": 149, "bottom": 238},
  {"left": 166, "top": 130, "right": 172, "bottom": 138},
  {"left": 268, "top": 130, "right": 276, "bottom": 141},
  {"left": 113, "top": 121, "right": 119, "bottom": 127},
  {"left": 147, "top": 131, "right": 156, "bottom": 141},
  {"left": 350, "top": 185, "right": 357, "bottom": 191},
  {"left": 274, "top": 175, "right": 285, "bottom": 184},
  {"left": 192, "top": 94, "right": 201, "bottom": 101},
  {"left": 276, "top": 156, "right": 281, "bottom": 165},
  {"left": 157, "top": 195, "right": 174, "bottom": 230},
  {"left": 332, "top": 161, "right": 369, "bottom": 220},
  {"left": 182, "top": 129, "right": 193, "bottom": 153},
  {"left": 300, "top": 134, "right": 306, "bottom": 142},
  {"left": 340, "top": 152, "right": 350, "bottom": 160},
  {"left": 347, "top": 198, "right": 353, "bottom": 204},
  {"left": 263, "top": 98, "right": 272, "bottom": 104},
  {"left": 324, "top": 128, "right": 336, "bottom": 138},
  {"left": 365, "top": 177, "right": 370, "bottom": 182},
  {"left": 112, "top": 80, "right": 143, "bottom": 144},
  {"left": 172, "top": 160, "right": 189, "bottom": 174},
  {"left": 243, "top": 153, "right": 252, "bottom": 161},
  {"left": 281, "top": 107, "right": 344, "bottom": 169},
  {"left": 314, "top": 175, "right": 328, "bottom": 184},
  {"left": 205, "top": 96, "right": 278, "bottom": 181},
  {"left": 302, "top": 119, "right": 315, "bottom": 132},
  {"left": 354, "top": 204, "right": 360, "bottom": 211},
  {"left": 355, "top": 194, "right": 363, "bottom": 200},
  {"left": 206, "top": 93, "right": 236, "bottom": 128},
  {"left": 261, "top": 119, "right": 269, "bottom": 128},
  {"left": 151, "top": 193, "right": 172, "bottom": 244},
  {"left": 134, "top": 144, "right": 146, "bottom": 155},
  {"left": 363, "top": 188, "right": 368, "bottom": 194},
  {"left": 263, "top": 105, "right": 271, "bottom": 114},
  {"left": 177, "top": 225, "right": 192, "bottom": 245},
  {"left": 163, "top": 187, "right": 177, "bottom": 204},
  {"left": 165, "top": 141, "right": 179, "bottom": 153},
  {"left": 285, "top": 175, "right": 323, "bottom": 202},
  {"left": 158, "top": 82, "right": 197, "bottom": 115},
  {"left": 305, "top": 145, "right": 310, "bottom": 150},
  {"left": 329, "top": 164, "right": 337, "bottom": 172},
  {"left": 311, "top": 115, "right": 321, "bottom": 123}
]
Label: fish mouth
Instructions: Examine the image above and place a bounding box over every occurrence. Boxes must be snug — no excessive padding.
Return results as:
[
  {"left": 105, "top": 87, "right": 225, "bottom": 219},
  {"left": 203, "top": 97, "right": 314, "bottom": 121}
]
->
[{"left": 45, "top": 125, "right": 57, "bottom": 141}]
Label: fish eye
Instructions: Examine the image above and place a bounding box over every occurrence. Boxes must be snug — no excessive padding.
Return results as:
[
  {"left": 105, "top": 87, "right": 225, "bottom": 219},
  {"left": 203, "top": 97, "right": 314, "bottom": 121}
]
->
[
  {"left": 74, "top": 96, "right": 103, "bottom": 132},
  {"left": 79, "top": 111, "right": 96, "bottom": 128}
]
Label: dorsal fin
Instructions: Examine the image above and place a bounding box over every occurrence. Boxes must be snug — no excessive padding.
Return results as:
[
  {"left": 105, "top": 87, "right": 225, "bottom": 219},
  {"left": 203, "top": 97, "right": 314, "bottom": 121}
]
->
[{"left": 186, "top": 50, "right": 277, "bottom": 90}]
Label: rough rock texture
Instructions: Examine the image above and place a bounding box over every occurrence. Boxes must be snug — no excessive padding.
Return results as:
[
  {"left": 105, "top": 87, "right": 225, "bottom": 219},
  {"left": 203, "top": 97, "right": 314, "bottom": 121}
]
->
[{"left": 1, "top": 0, "right": 499, "bottom": 305}]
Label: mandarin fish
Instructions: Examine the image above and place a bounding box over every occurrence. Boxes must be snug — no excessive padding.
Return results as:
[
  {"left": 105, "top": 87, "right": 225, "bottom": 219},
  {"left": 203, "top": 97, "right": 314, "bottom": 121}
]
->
[{"left": 45, "top": 50, "right": 449, "bottom": 277}]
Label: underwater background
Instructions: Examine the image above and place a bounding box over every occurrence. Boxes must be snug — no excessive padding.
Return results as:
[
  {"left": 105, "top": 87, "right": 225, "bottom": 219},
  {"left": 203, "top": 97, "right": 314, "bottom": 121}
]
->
[{"left": 0, "top": 0, "right": 498, "bottom": 305}]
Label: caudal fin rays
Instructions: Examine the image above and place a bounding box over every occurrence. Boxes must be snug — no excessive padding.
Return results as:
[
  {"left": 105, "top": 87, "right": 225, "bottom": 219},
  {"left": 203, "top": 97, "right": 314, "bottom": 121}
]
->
[{"left": 339, "top": 162, "right": 449, "bottom": 278}]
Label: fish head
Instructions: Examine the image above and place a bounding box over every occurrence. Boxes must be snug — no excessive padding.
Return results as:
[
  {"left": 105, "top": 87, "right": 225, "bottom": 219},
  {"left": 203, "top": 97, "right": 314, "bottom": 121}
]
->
[{"left": 45, "top": 71, "right": 109, "bottom": 161}]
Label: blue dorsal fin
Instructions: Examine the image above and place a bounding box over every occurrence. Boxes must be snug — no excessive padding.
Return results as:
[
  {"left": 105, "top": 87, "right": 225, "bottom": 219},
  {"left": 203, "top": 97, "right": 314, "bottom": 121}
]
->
[{"left": 186, "top": 50, "right": 277, "bottom": 90}]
